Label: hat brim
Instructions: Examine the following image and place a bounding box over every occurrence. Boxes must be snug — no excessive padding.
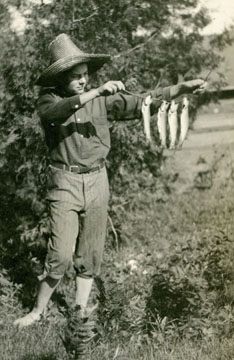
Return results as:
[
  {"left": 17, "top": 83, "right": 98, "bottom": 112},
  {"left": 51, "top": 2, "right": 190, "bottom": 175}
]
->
[{"left": 36, "top": 54, "right": 111, "bottom": 87}]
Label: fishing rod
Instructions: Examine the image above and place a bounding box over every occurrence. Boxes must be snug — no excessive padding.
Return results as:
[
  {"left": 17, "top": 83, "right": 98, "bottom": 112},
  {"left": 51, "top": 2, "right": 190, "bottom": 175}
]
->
[{"left": 204, "top": 69, "right": 213, "bottom": 82}]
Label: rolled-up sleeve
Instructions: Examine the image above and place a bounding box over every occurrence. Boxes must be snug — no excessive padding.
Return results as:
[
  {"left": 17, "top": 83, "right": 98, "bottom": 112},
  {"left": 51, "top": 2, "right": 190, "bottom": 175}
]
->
[{"left": 150, "top": 86, "right": 171, "bottom": 102}]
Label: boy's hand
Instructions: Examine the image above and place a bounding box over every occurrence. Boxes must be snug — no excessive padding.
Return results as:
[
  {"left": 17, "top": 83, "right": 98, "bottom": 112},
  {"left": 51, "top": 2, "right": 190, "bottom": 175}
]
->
[
  {"left": 183, "top": 79, "right": 208, "bottom": 94},
  {"left": 97, "top": 81, "right": 125, "bottom": 96},
  {"left": 170, "top": 79, "right": 207, "bottom": 98}
]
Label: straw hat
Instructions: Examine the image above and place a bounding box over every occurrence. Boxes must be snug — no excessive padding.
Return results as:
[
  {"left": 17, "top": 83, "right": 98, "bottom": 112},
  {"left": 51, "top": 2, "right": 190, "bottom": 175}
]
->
[{"left": 36, "top": 33, "right": 111, "bottom": 87}]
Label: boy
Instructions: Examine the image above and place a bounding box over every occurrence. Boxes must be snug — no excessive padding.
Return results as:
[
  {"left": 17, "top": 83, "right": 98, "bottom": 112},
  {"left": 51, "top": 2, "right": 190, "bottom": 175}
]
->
[{"left": 14, "top": 33, "right": 206, "bottom": 328}]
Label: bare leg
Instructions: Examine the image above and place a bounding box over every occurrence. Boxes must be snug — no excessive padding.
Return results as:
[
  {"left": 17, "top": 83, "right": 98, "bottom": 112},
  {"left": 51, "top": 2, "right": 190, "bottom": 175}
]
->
[
  {"left": 14, "top": 277, "right": 60, "bottom": 328},
  {"left": 75, "top": 277, "right": 93, "bottom": 316}
]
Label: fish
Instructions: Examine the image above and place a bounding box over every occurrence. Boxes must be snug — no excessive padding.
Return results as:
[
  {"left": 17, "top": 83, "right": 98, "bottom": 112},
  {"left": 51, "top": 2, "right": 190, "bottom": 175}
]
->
[
  {"left": 168, "top": 100, "right": 179, "bottom": 150},
  {"left": 141, "top": 94, "right": 152, "bottom": 142},
  {"left": 157, "top": 101, "right": 170, "bottom": 148},
  {"left": 177, "top": 97, "right": 189, "bottom": 148}
]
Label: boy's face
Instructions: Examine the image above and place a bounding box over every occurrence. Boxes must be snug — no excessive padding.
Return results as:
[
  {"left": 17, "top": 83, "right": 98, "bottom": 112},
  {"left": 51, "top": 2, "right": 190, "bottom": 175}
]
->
[{"left": 63, "top": 63, "right": 89, "bottom": 95}]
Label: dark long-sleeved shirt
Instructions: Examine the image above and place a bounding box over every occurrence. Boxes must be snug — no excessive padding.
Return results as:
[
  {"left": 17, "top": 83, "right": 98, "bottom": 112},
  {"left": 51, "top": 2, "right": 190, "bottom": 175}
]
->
[{"left": 38, "top": 86, "right": 171, "bottom": 168}]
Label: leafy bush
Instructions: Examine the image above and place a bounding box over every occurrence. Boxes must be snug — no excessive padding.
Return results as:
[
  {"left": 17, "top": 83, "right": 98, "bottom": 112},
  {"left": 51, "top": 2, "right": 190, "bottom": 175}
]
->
[{"left": 90, "top": 230, "right": 234, "bottom": 348}]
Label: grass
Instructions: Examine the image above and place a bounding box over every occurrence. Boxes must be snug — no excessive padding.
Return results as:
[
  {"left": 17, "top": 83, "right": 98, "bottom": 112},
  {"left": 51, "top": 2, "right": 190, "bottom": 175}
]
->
[
  {"left": 1, "top": 149, "right": 234, "bottom": 359},
  {"left": 1, "top": 319, "right": 234, "bottom": 360}
]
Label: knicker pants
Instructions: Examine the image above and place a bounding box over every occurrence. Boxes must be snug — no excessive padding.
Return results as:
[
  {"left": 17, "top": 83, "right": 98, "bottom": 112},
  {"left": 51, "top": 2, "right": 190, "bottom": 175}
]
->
[{"left": 38, "top": 165, "right": 109, "bottom": 281}]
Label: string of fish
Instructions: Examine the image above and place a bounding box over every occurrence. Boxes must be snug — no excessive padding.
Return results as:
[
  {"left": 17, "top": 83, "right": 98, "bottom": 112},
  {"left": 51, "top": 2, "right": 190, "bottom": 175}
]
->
[
  {"left": 122, "top": 70, "right": 211, "bottom": 150},
  {"left": 122, "top": 89, "right": 192, "bottom": 150}
]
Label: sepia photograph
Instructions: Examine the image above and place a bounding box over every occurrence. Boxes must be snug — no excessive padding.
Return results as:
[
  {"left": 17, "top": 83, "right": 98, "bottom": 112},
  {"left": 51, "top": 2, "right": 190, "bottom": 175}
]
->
[{"left": 0, "top": 0, "right": 234, "bottom": 359}]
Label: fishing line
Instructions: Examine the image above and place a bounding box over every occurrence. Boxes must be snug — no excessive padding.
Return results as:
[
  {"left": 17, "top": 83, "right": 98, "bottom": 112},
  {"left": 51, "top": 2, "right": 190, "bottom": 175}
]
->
[
  {"left": 122, "top": 89, "right": 198, "bottom": 105},
  {"left": 121, "top": 89, "right": 172, "bottom": 104},
  {"left": 121, "top": 89, "right": 146, "bottom": 99},
  {"left": 122, "top": 76, "right": 207, "bottom": 104}
]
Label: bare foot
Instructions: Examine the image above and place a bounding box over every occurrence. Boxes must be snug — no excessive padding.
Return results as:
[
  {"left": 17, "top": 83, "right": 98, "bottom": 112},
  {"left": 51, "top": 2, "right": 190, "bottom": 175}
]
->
[{"left": 13, "top": 311, "right": 42, "bottom": 328}]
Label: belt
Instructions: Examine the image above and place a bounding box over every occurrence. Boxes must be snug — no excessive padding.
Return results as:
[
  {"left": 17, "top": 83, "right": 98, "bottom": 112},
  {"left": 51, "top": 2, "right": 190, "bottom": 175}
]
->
[{"left": 51, "top": 161, "right": 105, "bottom": 174}]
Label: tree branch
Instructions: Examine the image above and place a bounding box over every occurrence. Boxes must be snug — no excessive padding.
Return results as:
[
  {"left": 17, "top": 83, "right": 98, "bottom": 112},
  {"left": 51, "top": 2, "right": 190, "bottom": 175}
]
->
[
  {"left": 113, "top": 30, "right": 159, "bottom": 59},
  {"left": 73, "top": 8, "right": 98, "bottom": 24}
]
